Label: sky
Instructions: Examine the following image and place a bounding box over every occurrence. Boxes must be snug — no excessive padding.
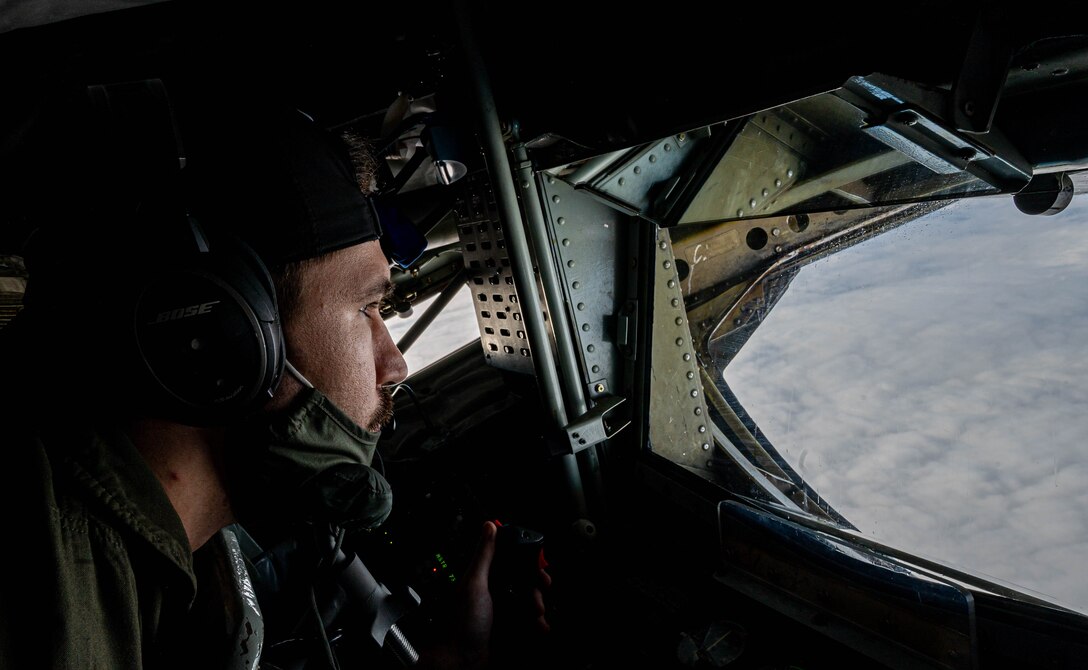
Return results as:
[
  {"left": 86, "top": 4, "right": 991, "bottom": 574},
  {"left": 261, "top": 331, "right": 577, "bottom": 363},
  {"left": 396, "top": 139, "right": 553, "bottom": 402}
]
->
[{"left": 723, "top": 194, "right": 1088, "bottom": 613}]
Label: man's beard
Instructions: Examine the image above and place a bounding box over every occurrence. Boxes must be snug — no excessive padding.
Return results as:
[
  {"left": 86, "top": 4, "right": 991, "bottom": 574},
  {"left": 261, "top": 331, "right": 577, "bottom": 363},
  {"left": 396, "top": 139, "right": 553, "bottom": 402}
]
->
[{"left": 367, "top": 385, "right": 395, "bottom": 431}]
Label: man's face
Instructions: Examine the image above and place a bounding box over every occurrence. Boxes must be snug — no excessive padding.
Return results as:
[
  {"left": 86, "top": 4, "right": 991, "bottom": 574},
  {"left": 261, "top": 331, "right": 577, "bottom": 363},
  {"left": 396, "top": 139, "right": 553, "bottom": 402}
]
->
[{"left": 279, "top": 240, "right": 408, "bottom": 431}]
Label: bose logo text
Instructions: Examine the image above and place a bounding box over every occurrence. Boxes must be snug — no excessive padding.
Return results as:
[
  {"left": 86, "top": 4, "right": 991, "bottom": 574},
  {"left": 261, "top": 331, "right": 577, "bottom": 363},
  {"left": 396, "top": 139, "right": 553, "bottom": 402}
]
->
[{"left": 149, "top": 301, "right": 221, "bottom": 324}]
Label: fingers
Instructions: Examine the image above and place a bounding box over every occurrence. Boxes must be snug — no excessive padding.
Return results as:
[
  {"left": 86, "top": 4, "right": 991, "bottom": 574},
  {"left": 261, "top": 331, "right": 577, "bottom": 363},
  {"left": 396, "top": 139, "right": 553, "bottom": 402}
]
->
[
  {"left": 464, "top": 520, "right": 497, "bottom": 590},
  {"left": 531, "top": 587, "right": 550, "bottom": 633}
]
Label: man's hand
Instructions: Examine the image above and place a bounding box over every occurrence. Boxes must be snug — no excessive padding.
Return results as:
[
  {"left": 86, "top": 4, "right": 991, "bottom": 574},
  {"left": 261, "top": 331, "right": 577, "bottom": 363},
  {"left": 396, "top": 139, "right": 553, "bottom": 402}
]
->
[{"left": 418, "top": 521, "right": 551, "bottom": 669}]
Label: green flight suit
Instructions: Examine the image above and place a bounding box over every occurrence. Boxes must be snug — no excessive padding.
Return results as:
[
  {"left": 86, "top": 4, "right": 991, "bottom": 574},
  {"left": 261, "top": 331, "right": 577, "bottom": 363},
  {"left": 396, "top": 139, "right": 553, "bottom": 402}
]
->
[{"left": 0, "top": 422, "right": 261, "bottom": 669}]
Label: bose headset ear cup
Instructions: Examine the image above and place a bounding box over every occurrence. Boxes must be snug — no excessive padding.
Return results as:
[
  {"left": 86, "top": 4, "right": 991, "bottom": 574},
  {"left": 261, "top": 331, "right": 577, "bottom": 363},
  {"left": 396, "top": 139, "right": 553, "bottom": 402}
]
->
[{"left": 132, "top": 220, "right": 285, "bottom": 426}]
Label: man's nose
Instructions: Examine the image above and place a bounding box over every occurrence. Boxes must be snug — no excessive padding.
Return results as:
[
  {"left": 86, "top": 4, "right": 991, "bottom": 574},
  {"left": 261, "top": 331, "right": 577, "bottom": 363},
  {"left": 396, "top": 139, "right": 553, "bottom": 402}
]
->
[{"left": 376, "top": 322, "right": 409, "bottom": 386}]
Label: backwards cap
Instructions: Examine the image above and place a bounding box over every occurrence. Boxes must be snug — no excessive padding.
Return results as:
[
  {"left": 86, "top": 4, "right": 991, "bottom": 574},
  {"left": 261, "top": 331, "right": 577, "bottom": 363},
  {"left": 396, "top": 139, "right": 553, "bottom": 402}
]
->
[{"left": 187, "top": 106, "right": 382, "bottom": 268}]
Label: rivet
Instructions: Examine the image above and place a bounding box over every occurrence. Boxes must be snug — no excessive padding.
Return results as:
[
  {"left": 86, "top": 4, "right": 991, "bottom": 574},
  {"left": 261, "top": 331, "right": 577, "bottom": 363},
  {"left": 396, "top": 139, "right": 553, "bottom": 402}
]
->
[
  {"left": 633, "top": 166, "right": 642, "bottom": 175},
  {"left": 567, "top": 260, "right": 576, "bottom": 267},
  {"left": 775, "top": 178, "right": 782, "bottom": 187},
  {"left": 701, "top": 443, "right": 710, "bottom": 450},
  {"left": 562, "top": 238, "right": 571, "bottom": 246},
  {"left": 675, "top": 337, "right": 684, "bottom": 346},
  {"left": 749, "top": 198, "right": 757, "bottom": 208},
  {"left": 686, "top": 371, "right": 694, "bottom": 379},
  {"left": 734, "top": 318, "right": 742, "bottom": 326},
  {"left": 694, "top": 407, "right": 702, "bottom": 416},
  {"left": 648, "top": 154, "right": 657, "bottom": 163},
  {"left": 582, "top": 323, "right": 591, "bottom": 332},
  {"left": 587, "top": 344, "right": 595, "bottom": 352},
  {"left": 618, "top": 177, "right": 626, "bottom": 186},
  {"left": 698, "top": 425, "right": 706, "bottom": 433},
  {"left": 592, "top": 365, "right": 600, "bottom": 374},
  {"left": 572, "top": 281, "right": 581, "bottom": 289},
  {"left": 663, "top": 260, "right": 672, "bottom": 269},
  {"left": 667, "top": 279, "right": 676, "bottom": 288},
  {"left": 787, "top": 169, "right": 794, "bottom": 178},
  {"left": 521, "top": 180, "right": 530, "bottom": 188},
  {"left": 659, "top": 241, "right": 668, "bottom": 250},
  {"left": 664, "top": 143, "right": 672, "bottom": 152},
  {"left": 557, "top": 217, "right": 566, "bottom": 225},
  {"left": 736, "top": 209, "right": 744, "bottom": 217},
  {"left": 690, "top": 390, "right": 699, "bottom": 398},
  {"left": 577, "top": 302, "right": 586, "bottom": 310},
  {"left": 762, "top": 188, "right": 769, "bottom": 197},
  {"left": 675, "top": 317, "right": 684, "bottom": 326},
  {"left": 548, "top": 176, "right": 555, "bottom": 184},
  {"left": 683, "top": 353, "right": 691, "bottom": 361},
  {"left": 671, "top": 298, "right": 679, "bottom": 307},
  {"left": 553, "top": 195, "right": 561, "bottom": 203},
  {"left": 772, "top": 228, "right": 781, "bottom": 236}
]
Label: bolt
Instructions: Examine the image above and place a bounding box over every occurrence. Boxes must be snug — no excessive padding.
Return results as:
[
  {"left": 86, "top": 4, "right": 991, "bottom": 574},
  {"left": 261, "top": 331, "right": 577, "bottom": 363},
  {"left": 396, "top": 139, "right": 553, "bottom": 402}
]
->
[
  {"left": 677, "top": 132, "right": 686, "bottom": 142},
  {"left": 749, "top": 198, "right": 757, "bottom": 208},
  {"left": 736, "top": 209, "right": 744, "bottom": 217},
  {"left": 690, "top": 389, "right": 698, "bottom": 398},
  {"left": 787, "top": 169, "right": 794, "bottom": 178},
  {"left": 775, "top": 245, "right": 783, "bottom": 253},
  {"left": 762, "top": 188, "right": 768, "bottom": 197},
  {"left": 595, "top": 383, "right": 605, "bottom": 393}
]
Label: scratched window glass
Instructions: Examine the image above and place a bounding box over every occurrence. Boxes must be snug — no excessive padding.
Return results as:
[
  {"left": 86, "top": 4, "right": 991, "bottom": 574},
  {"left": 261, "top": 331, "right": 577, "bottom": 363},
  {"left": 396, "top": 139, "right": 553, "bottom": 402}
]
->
[
  {"left": 718, "top": 194, "right": 1088, "bottom": 614},
  {"left": 384, "top": 285, "right": 480, "bottom": 375}
]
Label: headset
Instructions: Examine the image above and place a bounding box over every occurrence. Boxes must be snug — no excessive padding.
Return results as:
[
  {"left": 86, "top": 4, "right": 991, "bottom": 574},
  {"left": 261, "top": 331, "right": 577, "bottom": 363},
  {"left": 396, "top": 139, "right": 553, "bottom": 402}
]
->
[{"left": 88, "top": 78, "right": 285, "bottom": 425}]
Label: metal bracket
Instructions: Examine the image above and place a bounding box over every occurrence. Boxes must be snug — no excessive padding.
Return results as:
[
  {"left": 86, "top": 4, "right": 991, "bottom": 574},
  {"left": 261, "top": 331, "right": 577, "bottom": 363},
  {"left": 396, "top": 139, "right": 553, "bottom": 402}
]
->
[
  {"left": 562, "top": 395, "right": 629, "bottom": 454},
  {"left": 950, "top": 7, "right": 1013, "bottom": 134}
]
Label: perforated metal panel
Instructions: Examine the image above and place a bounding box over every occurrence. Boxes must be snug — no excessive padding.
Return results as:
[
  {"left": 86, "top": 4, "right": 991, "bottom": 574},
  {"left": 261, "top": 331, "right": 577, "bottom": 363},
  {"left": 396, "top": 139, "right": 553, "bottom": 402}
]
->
[{"left": 455, "top": 172, "right": 534, "bottom": 374}]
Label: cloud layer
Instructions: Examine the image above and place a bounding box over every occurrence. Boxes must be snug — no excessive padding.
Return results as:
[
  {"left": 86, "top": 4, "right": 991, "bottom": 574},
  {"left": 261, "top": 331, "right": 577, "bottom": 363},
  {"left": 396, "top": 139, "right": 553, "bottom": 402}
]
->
[{"left": 725, "top": 195, "right": 1088, "bottom": 613}]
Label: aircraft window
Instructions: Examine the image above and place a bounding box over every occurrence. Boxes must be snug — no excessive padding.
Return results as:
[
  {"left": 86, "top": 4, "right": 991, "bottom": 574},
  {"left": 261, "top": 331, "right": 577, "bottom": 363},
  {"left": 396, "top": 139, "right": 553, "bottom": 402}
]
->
[
  {"left": 669, "top": 193, "right": 1088, "bottom": 614},
  {"left": 385, "top": 284, "right": 480, "bottom": 375}
]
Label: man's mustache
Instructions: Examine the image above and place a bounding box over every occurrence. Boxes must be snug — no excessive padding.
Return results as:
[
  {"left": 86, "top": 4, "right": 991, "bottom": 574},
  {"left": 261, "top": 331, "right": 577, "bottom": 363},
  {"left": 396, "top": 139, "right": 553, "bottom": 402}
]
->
[{"left": 369, "top": 385, "right": 396, "bottom": 431}]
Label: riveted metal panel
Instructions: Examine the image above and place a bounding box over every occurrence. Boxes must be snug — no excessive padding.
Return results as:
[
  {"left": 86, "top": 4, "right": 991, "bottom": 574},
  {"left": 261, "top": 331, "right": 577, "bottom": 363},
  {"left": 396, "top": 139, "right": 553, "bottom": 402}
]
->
[
  {"left": 647, "top": 232, "right": 713, "bottom": 467},
  {"left": 539, "top": 176, "right": 626, "bottom": 401}
]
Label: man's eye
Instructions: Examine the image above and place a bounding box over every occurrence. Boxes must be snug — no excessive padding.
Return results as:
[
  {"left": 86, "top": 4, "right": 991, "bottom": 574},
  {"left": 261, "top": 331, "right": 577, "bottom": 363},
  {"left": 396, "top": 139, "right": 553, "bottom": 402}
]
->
[{"left": 361, "top": 301, "right": 382, "bottom": 315}]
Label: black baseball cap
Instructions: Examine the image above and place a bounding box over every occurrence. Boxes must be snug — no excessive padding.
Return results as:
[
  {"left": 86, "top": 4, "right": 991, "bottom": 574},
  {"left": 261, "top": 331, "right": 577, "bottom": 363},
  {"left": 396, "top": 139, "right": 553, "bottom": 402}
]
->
[{"left": 185, "top": 105, "right": 383, "bottom": 268}]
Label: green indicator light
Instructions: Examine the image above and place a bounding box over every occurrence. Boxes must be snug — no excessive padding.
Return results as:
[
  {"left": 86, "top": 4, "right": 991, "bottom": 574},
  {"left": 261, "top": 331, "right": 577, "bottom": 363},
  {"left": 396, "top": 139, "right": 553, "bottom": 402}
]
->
[{"left": 448, "top": 574, "right": 457, "bottom": 583}]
